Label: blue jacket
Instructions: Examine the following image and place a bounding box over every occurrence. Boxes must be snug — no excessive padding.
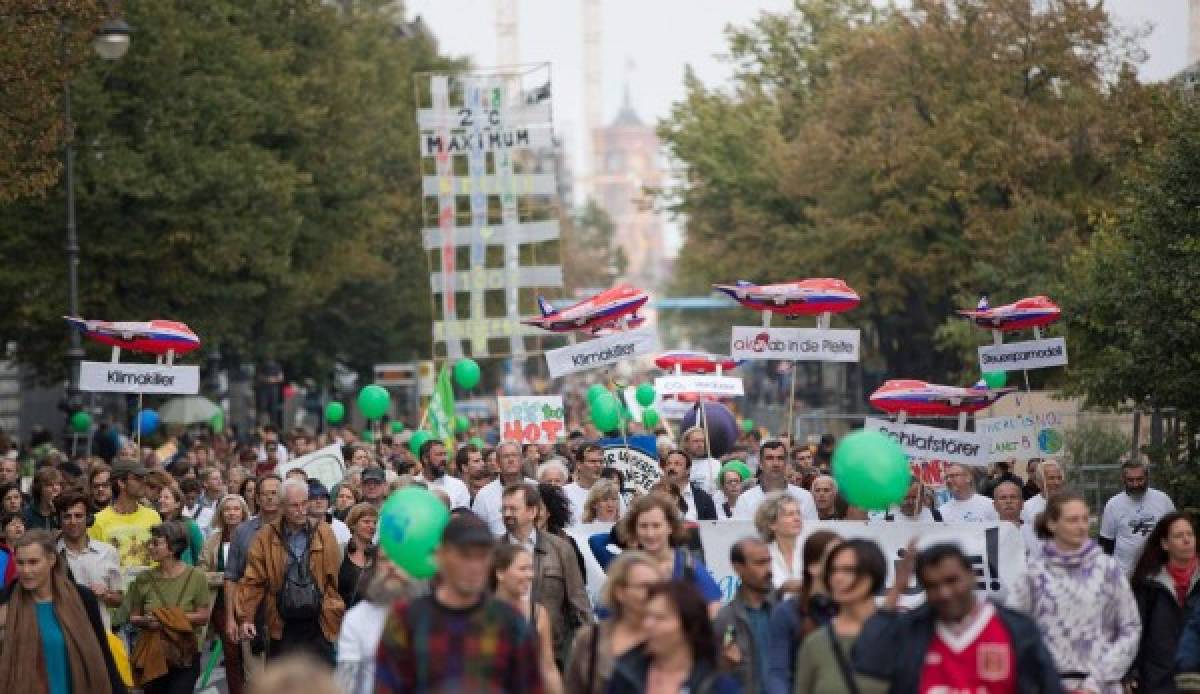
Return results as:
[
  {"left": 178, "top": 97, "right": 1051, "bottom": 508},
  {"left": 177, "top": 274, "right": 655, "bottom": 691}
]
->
[
  {"left": 766, "top": 595, "right": 836, "bottom": 694},
  {"left": 852, "top": 601, "right": 1064, "bottom": 694},
  {"left": 1174, "top": 583, "right": 1200, "bottom": 676}
]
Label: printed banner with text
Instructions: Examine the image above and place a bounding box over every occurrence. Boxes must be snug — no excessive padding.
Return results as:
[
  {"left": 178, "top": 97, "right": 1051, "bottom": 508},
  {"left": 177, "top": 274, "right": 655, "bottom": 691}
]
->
[
  {"left": 655, "top": 374, "right": 744, "bottom": 397},
  {"left": 544, "top": 326, "right": 660, "bottom": 378},
  {"left": 498, "top": 396, "right": 565, "bottom": 444},
  {"left": 79, "top": 361, "right": 199, "bottom": 395},
  {"left": 978, "top": 337, "right": 1068, "bottom": 372},
  {"left": 729, "top": 326, "right": 860, "bottom": 362},
  {"left": 977, "top": 412, "right": 1066, "bottom": 462},
  {"left": 864, "top": 417, "right": 991, "bottom": 466}
]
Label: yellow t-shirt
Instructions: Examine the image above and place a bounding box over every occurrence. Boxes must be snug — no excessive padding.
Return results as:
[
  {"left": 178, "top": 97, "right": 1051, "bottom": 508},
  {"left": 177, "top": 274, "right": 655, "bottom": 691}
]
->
[{"left": 89, "top": 505, "right": 162, "bottom": 571}]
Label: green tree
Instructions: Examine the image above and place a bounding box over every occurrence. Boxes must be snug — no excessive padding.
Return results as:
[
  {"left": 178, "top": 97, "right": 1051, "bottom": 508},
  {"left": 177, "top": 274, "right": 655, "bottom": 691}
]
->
[
  {"left": 0, "top": 1, "right": 457, "bottom": 383},
  {"left": 561, "top": 200, "right": 626, "bottom": 292}
]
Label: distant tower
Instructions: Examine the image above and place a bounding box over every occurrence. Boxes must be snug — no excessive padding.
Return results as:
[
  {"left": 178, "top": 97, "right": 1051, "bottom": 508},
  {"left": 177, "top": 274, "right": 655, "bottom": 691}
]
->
[
  {"left": 1192, "top": 0, "right": 1200, "bottom": 65},
  {"left": 580, "top": 0, "right": 603, "bottom": 203},
  {"left": 591, "top": 66, "right": 666, "bottom": 288},
  {"left": 495, "top": 0, "right": 519, "bottom": 67}
]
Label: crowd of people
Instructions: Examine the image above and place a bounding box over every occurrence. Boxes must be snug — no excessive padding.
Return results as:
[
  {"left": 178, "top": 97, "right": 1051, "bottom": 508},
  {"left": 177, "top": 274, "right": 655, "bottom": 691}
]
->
[{"left": 0, "top": 421, "right": 1195, "bottom": 693}]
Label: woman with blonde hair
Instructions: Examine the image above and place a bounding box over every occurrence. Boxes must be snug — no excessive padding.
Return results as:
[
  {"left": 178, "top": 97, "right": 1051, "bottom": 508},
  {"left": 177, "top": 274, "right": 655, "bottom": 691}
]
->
[
  {"left": 755, "top": 491, "right": 805, "bottom": 591},
  {"left": 564, "top": 551, "right": 659, "bottom": 694},
  {"left": 199, "top": 494, "right": 251, "bottom": 694},
  {"left": 582, "top": 479, "right": 621, "bottom": 523}
]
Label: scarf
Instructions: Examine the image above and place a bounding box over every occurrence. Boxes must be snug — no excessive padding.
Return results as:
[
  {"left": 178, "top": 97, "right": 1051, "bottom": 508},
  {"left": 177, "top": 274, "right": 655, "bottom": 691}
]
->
[
  {"left": 0, "top": 563, "right": 113, "bottom": 694},
  {"left": 1168, "top": 557, "right": 1198, "bottom": 605}
]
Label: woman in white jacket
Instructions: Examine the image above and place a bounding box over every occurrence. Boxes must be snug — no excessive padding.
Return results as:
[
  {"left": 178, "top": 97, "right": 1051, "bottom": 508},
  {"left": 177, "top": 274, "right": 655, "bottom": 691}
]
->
[{"left": 1010, "top": 491, "right": 1142, "bottom": 694}]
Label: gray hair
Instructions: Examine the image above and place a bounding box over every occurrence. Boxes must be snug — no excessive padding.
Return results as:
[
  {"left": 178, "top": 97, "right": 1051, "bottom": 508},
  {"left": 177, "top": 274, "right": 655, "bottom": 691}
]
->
[
  {"left": 1036, "top": 459, "right": 1063, "bottom": 485},
  {"left": 281, "top": 477, "right": 309, "bottom": 502},
  {"left": 812, "top": 475, "right": 838, "bottom": 492},
  {"left": 754, "top": 490, "right": 802, "bottom": 542},
  {"left": 537, "top": 458, "right": 570, "bottom": 482}
]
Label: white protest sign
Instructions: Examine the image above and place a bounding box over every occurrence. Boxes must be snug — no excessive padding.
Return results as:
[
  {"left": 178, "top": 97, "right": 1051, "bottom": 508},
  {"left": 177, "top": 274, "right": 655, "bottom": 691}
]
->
[
  {"left": 280, "top": 443, "right": 346, "bottom": 491},
  {"left": 564, "top": 520, "right": 1025, "bottom": 607},
  {"left": 864, "top": 417, "right": 991, "bottom": 467},
  {"left": 545, "top": 326, "right": 659, "bottom": 379},
  {"left": 601, "top": 444, "right": 662, "bottom": 496},
  {"left": 978, "top": 337, "right": 1068, "bottom": 372},
  {"left": 655, "top": 374, "right": 744, "bottom": 397},
  {"left": 79, "top": 361, "right": 200, "bottom": 395},
  {"left": 498, "top": 396, "right": 566, "bottom": 444},
  {"left": 976, "top": 412, "right": 1067, "bottom": 461},
  {"left": 729, "top": 326, "right": 860, "bottom": 362}
]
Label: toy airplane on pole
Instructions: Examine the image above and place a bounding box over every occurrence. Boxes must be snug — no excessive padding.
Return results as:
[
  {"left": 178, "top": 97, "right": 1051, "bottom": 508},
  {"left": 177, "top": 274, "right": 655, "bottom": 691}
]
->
[
  {"left": 654, "top": 350, "right": 741, "bottom": 376},
  {"left": 523, "top": 284, "right": 648, "bottom": 335},
  {"left": 712, "top": 278, "right": 860, "bottom": 327},
  {"left": 870, "top": 378, "right": 1016, "bottom": 429},
  {"left": 65, "top": 317, "right": 201, "bottom": 364},
  {"left": 958, "top": 295, "right": 1061, "bottom": 344}
]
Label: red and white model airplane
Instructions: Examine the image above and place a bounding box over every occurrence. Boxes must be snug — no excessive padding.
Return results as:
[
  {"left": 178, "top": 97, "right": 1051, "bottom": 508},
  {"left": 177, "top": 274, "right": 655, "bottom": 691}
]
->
[
  {"left": 712, "top": 278, "right": 860, "bottom": 316},
  {"left": 523, "top": 285, "right": 649, "bottom": 334},
  {"left": 654, "top": 350, "right": 740, "bottom": 375},
  {"left": 869, "top": 379, "right": 1016, "bottom": 417},
  {"left": 64, "top": 317, "right": 201, "bottom": 358},
  {"left": 957, "top": 295, "right": 1061, "bottom": 332}
]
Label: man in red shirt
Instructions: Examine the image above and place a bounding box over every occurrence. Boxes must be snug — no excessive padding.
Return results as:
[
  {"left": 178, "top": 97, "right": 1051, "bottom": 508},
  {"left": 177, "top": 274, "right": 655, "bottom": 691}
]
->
[{"left": 852, "top": 544, "right": 1063, "bottom": 694}]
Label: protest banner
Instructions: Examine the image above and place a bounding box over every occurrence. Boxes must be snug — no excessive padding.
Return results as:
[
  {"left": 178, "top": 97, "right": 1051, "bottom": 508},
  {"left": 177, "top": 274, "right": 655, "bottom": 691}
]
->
[
  {"left": 544, "top": 326, "right": 660, "bottom": 378},
  {"left": 729, "top": 326, "right": 861, "bottom": 362},
  {"left": 79, "top": 361, "right": 199, "bottom": 395},
  {"left": 280, "top": 444, "right": 345, "bottom": 491},
  {"left": 564, "top": 520, "right": 1025, "bottom": 608},
  {"left": 977, "top": 412, "right": 1067, "bottom": 461},
  {"left": 655, "top": 374, "right": 744, "bottom": 397},
  {"left": 498, "top": 395, "right": 565, "bottom": 444},
  {"left": 864, "top": 417, "right": 991, "bottom": 467},
  {"left": 978, "top": 337, "right": 1068, "bottom": 372}
]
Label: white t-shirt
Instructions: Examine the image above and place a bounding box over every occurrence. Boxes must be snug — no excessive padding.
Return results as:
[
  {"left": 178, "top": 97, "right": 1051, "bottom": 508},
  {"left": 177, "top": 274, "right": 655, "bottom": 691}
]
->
[
  {"left": 689, "top": 457, "right": 722, "bottom": 496},
  {"left": 679, "top": 485, "right": 700, "bottom": 522},
  {"left": 867, "top": 507, "right": 938, "bottom": 523},
  {"left": 732, "top": 484, "right": 818, "bottom": 521},
  {"left": 470, "top": 476, "right": 537, "bottom": 536},
  {"left": 425, "top": 474, "right": 471, "bottom": 510},
  {"left": 563, "top": 482, "right": 590, "bottom": 526},
  {"left": 938, "top": 494, "right": 1000, "bottom": 523},
  {"left": 336, "top": 601, "right": 390, "bottom": 694},
  {"left": 1100, "top": 488, "right": 1176, "bottom": 574}
]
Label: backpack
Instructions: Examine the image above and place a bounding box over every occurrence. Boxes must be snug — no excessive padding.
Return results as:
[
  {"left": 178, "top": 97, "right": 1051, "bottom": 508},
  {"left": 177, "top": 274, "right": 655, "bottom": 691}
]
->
[{"left": 274, "top": 523, "right": 323, "bottom": 621}]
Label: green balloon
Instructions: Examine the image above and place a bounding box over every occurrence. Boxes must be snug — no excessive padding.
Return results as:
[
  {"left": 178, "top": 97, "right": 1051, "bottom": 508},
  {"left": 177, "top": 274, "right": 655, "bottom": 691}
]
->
[
  {"left": 641, "top": 407, "right": 660, "bottom": 428},
  {"left": 453, "top": 358, "right": 481, "bottom": 390},
  {"left": 741, "top": 418, "right": 754, "bottom": 433},
  {"left": 469, "top": 436, "right": 486, "bottom": 448},
  {"left": 982, "top": 371, "right": 1007, "bottom": 389},
  {"left": 390, "top": 420, "right": 405, "bottom": 434},
  {"left": 586, "top": 384, "right": 609, "bottom": 403},
  {"left": 635, "top": 383, "right": 656, "bottom": 407},
  {"left": 357, "top": 385, "right": 391, "bottom": 420},
  {"left": 325, "top": 401, "right": 346, "bottom": 424},
  {"left": 378, "top": 487, "right": 451, "bottom": 579},
  {"left": 69, "top": 411, "right": 91, "bottom": 434},
  {"left": 832, "top": 430, "right": 911, "bottom": 511},
  {"left": 409, "top": 429, "right": 434, "bottom": 455},
  {"left": 590, "top": 393, "right": 621, "bottom": 432},
  {"left": 454, "top": 414, "right": 470, "bottom": 434},
  {"left": 361, "top": 429, "right": 375, "bottom": 443},
  {"left": 721, "top": 459, "right": 752, "bottom": 481},
  {"left": 209, "top": 410, "right": 225, "bottom": 433}
]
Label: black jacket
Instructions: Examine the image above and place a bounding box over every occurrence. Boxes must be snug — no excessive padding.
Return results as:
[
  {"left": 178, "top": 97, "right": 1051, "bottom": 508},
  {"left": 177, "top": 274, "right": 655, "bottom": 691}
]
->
[
  {"left": 689, "top": 484, "right": 717, "bottom": 521},
  {"left": 852, "top": 601, "right": 1064, "bottom": 694},
  {"left": 606, "top": 644, "right": 737, "bottom": 694},
  {"left": 1134, "top": 568, "right": 1200, "bottom": 692}
]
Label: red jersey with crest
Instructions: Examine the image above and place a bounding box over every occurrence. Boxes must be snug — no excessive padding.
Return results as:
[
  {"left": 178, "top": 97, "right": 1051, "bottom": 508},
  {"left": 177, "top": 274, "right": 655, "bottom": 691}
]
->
[{"left": 918, "top": 602, "right": 1017, "bottom": 694}]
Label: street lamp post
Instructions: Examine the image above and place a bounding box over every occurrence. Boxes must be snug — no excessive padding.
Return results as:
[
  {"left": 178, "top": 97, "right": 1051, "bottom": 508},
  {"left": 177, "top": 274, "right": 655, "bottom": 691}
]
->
[{"left": 63, "top": 18, "right": 131, "bottom": 413}]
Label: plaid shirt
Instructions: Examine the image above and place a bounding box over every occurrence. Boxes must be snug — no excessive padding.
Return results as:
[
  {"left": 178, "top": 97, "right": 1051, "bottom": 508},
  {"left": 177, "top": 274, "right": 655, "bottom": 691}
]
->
[{"left": 374, "top": 592, "right": 543, "bottom": 694}]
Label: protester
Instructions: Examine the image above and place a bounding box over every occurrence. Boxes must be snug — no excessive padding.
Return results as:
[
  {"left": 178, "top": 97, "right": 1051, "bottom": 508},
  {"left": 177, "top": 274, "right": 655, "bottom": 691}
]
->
[
  {"left": 125, "top": 521, "right": 212, "bottom": 694},
  {"left": 493, "top": 543, "right": 564, "bottom": 694},
  {"left": 1022, "top": 459, "right": 1065, "bottom": 549},
  {"left": 536, "top": 481, "right": 575, "bottom": 539},
  {"left": 55, "top": 489, "right": 122, "bottom": 628},
  {"left": 793, "top": 538, "right": 887, "bottom": 693},
  {"left": 473, "top": 441, "right": 537, "bottom": 535},
  {"left": 251, "top": 653, "right": 339, "bottom": 694},
  {"left": 754, "top": 490, "right": 805, "bottom": 591},
  {"left": 714, "top": 537, "right": 775, "bottom": 693},
  {"left": 239, "top": 477, "right": 259, "bottom": 517},
  {"left": 606, "top": 580, "right": 737, "bottom": 693},
  {"left": 331, "top": 483, "right": 358, "bottom": 522},
  {"left": 0, "top": 482, "right": 22, "bottom": 515},
  {"left": 23, "top": 466, "right": 62, "bottom": 531},
  {"left": 537, "top": 459, "right": 569, "bottom": 487},
  {"left": 1101, "top": 458, "right": 1177, "bottom": 575},
  {"left": 90, "top": 459, "right": 163, "bottom": 569},
  {"left": 0, "top": 530, "right": 128, "bottom": 694},
  {"left": 157, "top": 483, "right": 205, "bottom": 565},
  {"left": 88, "top": 462, "right": 113, "bottom": 512},
  {"left": 199, "top": 493, "right": 251, "bottom": 694},
  {"left": 501, "top": 482, "right": 591, "bottom": 665},
  {"left": 306, "top": 480, "right": 351, "bottom": 547},
  {"left": 993, "top": 479, "right": 1025, "bottom": 525},
  {"left": 662, "top": 449, "right": 718, "bottom": 521},
  {"left": 359, "top": 467, "right": 389, "bottom": 510},
  {"left": 0, "top": 457, "right": 18, "bottom": 487},
  {"left": 223, "top": 472, "right": 283, "bottom": 678},
  {"left": 982, "top": 460, "right": 1022, "bottom": 498},
  {"left": 937, "top": 462, "right": 999, "bottom": 522},
  {"left": 198, "top": 467, "right": 226, "bottom": 512},
  {"left": 767, "top": 529, "right": 841, "bottom": 694},
  {"left": 1129, "top": 512, "right": 1198, "bottom": 692},
  {"left": 715, "top": 464, "right": 745, "bottom": 519},
  {"left": 338, "top": 502, "right": 378, "bottom": 609},
  {"left": 1024, "top": 458, "right": 1044, "bottom": 499},
  {"left": 374, "top": 513, "right": 542, "bottom": 692},
  {"left": 853, "top": 543, "right": 1063, "bottom": 692},
  {"left": 581, "top": 478, "right": 621, "bottom": 523},
  {"left": 875, "top": 478, "right": 942, "bottom": 522},
  {"left": 616, "top": 494, "right": 722, "bottom": 611},
  {"left": 564, "top": 551, "right": 657, "bottom": 694},
  {"left": 1010, "top": 491, "right": 1141, "bottom": 693},
  {"left": 564, "top": 443, "right": 605, "bottom": 525},
  {"left": 682, "top": 426, "right": 722, "bottom": 496},
  {"left": 734, "top": 439, "right": 818, "bottom": 520},
  {"left": 418, "top": 439, "right": 470, "bottom": 510},
  {"left": 238, "top": 478, "right": 345, "bottom": 664},
  {"left": 334, "top": 558, "right": 424, "bottom": 694}
]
